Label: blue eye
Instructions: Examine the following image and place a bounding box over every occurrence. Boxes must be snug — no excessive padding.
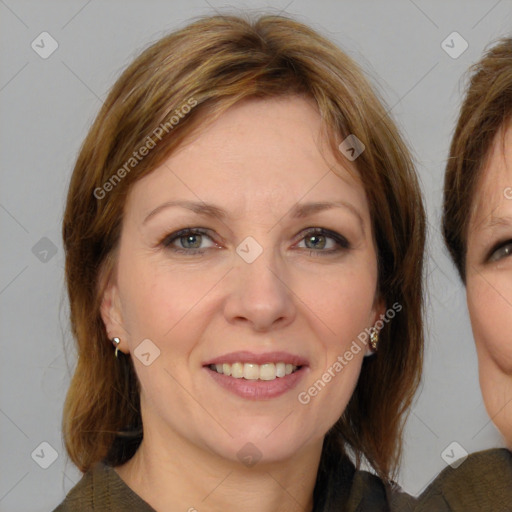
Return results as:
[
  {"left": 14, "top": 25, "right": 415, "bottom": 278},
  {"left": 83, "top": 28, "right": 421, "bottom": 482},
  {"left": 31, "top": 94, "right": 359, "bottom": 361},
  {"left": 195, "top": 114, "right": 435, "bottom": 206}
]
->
[
  {"left": 162, "top": 228, "right": 216, "bottom": 254},
  {"left": 161, "top": 227, "right": 349, "bottom": 256},
  {"left": 296, "top": 228, "right": 350, "bottom": 255},
  {"left": 488, "top": 240, "right": 512, "bottom": 262}
]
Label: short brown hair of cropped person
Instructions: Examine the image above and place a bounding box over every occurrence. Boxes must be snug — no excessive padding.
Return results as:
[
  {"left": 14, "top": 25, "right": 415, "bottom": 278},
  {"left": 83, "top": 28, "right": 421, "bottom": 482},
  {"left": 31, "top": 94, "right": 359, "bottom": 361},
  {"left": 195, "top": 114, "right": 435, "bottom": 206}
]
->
[
  {"left": 62, "top": 13, "right": 425, "bottom": 487},
  {"left": 443, "top": 37, "right": 512, "bottom": 281}
]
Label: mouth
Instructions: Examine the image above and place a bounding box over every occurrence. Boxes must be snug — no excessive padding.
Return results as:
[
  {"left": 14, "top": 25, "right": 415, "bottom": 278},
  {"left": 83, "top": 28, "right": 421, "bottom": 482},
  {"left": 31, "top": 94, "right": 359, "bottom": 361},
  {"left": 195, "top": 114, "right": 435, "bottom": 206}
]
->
[
  {"left": 208, "top": 362, "right": 301, "bottom": 381},
  {"left": 203, "top": 351, "right": 308, "bottom": 399}
]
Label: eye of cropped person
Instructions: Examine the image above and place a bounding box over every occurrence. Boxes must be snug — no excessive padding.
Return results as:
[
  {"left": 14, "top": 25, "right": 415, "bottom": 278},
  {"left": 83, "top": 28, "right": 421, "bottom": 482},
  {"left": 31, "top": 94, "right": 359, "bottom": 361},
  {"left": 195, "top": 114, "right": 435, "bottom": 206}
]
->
[{"left": 55, "top": 13, "right": 425, "bottom": 512}]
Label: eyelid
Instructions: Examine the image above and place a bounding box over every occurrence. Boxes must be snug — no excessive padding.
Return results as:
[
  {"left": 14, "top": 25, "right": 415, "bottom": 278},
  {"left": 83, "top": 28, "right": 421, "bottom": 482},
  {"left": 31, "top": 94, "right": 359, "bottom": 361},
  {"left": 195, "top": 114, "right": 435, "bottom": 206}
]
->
[
  {"left": 487, "top": 239, "right": 512, "bottom": 262},
  {"left": 161, "top": 227, "right": 216, "bottom": 248},
  {"left": 160, "top": 226, "right": 350, "bottom": 255},
  {"left": 294, "top": 227, "right": 350, "bottom": 250}
]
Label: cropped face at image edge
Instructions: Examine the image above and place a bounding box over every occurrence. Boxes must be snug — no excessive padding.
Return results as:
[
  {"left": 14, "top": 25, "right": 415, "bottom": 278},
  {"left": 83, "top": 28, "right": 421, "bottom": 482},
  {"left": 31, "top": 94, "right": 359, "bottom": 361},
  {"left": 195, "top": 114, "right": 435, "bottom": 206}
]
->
[{"left": 466, "top": 125, "right": 512, "bottom": 448}]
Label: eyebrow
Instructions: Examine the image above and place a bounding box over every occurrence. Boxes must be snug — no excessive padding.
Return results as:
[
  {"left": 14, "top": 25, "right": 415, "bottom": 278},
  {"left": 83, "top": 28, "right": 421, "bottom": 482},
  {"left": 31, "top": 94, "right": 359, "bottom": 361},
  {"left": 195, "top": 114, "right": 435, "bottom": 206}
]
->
[
  {"left": 290, "top": 201, "right": 365, "bottom": 234},
  {"left": 481, "top": 215, "right": 512, "bottom": 231},
  {"left": 143, "top": 200, "right": 227, "bottom": 224},
  {"left": 143, "top": 199, "right": 365, "bottom": 232}
]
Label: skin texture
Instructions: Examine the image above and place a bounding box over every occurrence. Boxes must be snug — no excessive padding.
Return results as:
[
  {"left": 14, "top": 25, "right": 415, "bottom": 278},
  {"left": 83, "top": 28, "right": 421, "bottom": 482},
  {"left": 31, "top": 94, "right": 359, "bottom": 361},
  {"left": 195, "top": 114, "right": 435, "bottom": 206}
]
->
[
  {"left": 101, "top": 96, "right": 384, "bottom": 511},
  {"left": 466, "top": 123, "right": 512, "bottom": 449}
]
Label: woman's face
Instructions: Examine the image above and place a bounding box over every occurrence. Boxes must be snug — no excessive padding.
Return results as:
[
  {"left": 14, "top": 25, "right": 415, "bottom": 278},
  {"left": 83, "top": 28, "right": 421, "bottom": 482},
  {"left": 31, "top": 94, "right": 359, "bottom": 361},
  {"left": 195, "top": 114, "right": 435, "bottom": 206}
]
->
[
  {"left": 102, "top": 96, "right": 383, "bottom": 465},
  {"left": 466, "top": 123, "right": 512, "bottom": 447}
]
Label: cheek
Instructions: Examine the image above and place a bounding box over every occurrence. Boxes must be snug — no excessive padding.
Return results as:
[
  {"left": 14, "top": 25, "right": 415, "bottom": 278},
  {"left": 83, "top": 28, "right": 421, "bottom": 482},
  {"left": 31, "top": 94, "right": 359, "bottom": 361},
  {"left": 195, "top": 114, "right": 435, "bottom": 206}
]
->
[
  {"left": 310, "top": 266, "right": 378, "bottom": 345},
  {"left": 295, "top": 265, "right": 376, "bottom": 410},
  {"left": 468, "top": 275, "right": 512, "bottom": 445},
  {"left": 117, "top": 253, "right": 226, "bottom": 342},
  {"left": 467, "top": 276, "right": 512, "bottom": 374}
]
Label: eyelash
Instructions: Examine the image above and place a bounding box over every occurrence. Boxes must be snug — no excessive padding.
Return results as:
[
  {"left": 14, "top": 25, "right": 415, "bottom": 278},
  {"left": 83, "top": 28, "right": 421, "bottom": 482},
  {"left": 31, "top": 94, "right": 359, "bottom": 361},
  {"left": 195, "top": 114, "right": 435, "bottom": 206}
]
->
[
  {"left": 487, "top": 239, "right": 512, "bottom": 263},
  {"left": 161, "top": 227, "right": 350, "bottom": 257}
]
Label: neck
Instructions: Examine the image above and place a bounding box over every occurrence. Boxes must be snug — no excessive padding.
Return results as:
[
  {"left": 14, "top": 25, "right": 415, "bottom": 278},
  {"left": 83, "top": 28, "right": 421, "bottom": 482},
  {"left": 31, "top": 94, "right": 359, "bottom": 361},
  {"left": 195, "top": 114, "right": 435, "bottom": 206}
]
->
[{"left": 115, "top": 424, "right": 323, "bottom": 512}]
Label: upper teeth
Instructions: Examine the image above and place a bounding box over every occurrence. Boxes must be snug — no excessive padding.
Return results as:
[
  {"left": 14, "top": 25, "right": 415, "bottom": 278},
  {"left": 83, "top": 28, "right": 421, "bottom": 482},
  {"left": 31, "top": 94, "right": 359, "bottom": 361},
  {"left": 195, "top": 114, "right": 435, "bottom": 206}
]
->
[{"left": 210, "top": 362, "right": 298, "bottom": 380}]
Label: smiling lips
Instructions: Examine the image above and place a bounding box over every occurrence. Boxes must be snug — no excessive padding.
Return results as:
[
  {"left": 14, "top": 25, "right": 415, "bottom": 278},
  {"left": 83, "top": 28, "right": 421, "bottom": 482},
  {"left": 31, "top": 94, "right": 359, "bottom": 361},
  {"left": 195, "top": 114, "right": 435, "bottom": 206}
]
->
[
  {"left": 203, "top": 351, "right": 308, "bottom": 399},
  {"left": 209, "top": 362, "right": 299, "bottom": 381}
]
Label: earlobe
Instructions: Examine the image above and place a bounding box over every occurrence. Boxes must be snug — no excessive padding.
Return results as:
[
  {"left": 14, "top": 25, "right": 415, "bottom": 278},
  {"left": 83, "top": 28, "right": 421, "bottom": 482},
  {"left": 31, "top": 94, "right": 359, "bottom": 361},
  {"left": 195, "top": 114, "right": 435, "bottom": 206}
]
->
[
  {"left": 363, "top": 298, "right": 386, "bottom": 356},
  {"left": 371, "top": 296, "right": 387, "bottom": 326}
]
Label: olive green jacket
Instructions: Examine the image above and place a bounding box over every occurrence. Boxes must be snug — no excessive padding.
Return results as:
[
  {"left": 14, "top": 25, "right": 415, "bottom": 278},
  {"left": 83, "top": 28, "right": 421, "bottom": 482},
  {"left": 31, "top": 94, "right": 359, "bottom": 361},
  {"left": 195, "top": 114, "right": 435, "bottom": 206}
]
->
[
  {"left": 415, "top": 448, "right": 512, "bottom": 511},
  {"left": 53, "top": 449, "right": 512, "bottom": 511},
  {"left": 52, "top": 461, "right": 414, "bottom": 511}
]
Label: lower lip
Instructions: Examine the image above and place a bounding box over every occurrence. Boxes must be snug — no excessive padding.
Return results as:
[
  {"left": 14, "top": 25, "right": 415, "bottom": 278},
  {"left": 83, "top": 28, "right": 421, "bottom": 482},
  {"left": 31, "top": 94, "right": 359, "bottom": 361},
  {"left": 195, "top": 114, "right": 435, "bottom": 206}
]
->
[{"left": 204, "top": 366, "right": 307, "bottom": 400}]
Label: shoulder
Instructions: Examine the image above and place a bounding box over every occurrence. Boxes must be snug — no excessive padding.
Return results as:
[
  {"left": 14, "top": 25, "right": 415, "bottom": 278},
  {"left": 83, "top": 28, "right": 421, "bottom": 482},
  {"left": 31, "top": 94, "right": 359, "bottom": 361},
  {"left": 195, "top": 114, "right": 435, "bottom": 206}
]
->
[
  {"left": 346, "top": 470, "right": 417, "bottom": 512},
  {"left": 52, "top": 462, "right": 155, "bottom": 512},
  {"left": 52, "top": 468, "right": 95, "bottom": 512},
  {"left": 416, "top": 448, "right": 512, "bottom": 511},
  {"left": 314, "top": 453, "right": 417, "bottom": 511}
]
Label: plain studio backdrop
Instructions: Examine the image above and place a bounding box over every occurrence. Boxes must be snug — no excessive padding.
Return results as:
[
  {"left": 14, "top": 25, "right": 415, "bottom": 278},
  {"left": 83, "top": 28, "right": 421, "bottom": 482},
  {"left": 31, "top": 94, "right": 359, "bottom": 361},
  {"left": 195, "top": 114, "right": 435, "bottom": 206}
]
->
[{"left": 1, "top": 1, "right": 511, "bottom": 510}]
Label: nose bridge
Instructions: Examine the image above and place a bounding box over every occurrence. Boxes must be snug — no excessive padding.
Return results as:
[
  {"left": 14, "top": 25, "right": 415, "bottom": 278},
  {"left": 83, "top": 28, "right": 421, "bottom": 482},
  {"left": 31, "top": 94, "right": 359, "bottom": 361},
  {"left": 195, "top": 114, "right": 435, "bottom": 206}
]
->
[
  {"left": 225, "top": 234, "right": 295, "bottom": 329},
  {"left": 236, "top": 236, "right": 286, "bottom": 297}
]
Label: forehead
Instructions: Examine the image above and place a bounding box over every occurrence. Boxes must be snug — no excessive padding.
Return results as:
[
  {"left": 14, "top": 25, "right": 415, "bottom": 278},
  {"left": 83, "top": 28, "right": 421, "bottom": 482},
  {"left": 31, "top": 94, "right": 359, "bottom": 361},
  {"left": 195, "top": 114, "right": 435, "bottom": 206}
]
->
[
  {"left": 470, "top": 123, "right": 512, "bottom": 230},
  {"left": 127, "top": 96, "right": 368, "bottom": 219}
]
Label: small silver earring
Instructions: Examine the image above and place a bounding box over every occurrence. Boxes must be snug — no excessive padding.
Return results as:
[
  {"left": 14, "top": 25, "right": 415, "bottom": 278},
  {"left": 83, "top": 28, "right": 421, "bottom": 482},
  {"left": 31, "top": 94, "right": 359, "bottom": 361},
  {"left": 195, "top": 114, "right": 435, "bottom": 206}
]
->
[{"left": 112, "top": 337, "right": 121, "bottom": 358}]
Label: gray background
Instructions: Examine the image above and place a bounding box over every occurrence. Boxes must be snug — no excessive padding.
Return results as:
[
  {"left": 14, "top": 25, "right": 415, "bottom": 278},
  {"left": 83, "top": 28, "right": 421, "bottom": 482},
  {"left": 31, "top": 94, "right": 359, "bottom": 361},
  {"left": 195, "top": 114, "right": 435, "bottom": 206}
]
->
[{"left": 1, "top": 0, "right": 511, "bottom": 510}]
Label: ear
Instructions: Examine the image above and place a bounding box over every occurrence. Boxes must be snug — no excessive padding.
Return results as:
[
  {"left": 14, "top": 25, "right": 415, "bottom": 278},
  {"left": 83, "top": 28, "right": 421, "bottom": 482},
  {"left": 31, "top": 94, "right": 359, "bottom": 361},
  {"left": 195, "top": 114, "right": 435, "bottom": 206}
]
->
[
  {"left": 372, "top": 297, "right": 387, "bottom": 325},
  {"left": 100, "top": 273, "right": 129, "bottom": 355}
]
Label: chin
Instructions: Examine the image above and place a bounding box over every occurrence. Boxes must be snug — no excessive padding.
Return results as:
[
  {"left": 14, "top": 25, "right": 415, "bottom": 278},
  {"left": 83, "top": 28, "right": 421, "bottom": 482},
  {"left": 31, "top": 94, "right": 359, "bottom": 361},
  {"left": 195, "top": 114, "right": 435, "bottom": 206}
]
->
[{"left": 210, "top": 427, "right": 315, "bottom": 466}]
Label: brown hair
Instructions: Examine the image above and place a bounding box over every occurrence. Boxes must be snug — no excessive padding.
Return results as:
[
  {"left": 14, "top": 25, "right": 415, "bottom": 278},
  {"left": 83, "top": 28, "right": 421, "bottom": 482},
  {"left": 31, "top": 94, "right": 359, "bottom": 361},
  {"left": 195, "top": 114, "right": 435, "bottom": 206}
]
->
[
  {"left": 443, "top": 37, "right": 512, "bottom": 282},
  {"left": 62, "top": 13, "right": 425, "bottom": 485}
]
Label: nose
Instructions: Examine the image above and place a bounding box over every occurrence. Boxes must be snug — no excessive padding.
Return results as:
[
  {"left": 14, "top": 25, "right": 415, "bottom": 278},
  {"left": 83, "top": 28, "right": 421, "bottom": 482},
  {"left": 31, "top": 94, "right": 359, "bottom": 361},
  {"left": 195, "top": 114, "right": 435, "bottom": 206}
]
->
[{"left": 223, "top": 245, "right": 296, "bottom": 332}]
